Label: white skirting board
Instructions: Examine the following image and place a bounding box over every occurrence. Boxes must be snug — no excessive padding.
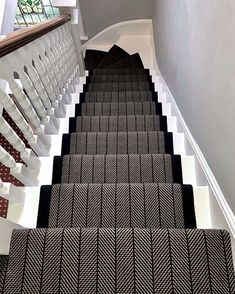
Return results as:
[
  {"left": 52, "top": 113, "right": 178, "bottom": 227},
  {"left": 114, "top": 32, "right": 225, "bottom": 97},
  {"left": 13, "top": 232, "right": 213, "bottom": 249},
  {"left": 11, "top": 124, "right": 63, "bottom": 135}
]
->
[{"left": 150, "top": 69, "right": 235, "bottom": 262}]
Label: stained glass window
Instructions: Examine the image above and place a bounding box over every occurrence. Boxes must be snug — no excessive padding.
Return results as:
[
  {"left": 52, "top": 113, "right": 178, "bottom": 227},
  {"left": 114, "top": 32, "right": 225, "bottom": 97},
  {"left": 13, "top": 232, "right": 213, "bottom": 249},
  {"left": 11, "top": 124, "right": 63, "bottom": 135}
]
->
[{"left": 15, "top": 0, "right": 60, "bottom": 28}]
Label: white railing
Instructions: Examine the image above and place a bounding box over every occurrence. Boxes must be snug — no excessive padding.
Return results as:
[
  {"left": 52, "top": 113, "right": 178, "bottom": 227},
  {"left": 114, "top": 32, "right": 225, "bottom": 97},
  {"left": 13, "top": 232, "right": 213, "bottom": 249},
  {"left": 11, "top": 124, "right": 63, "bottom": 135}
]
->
[{"left": 0, "top": 14, "right": 84, "bottom": 211}]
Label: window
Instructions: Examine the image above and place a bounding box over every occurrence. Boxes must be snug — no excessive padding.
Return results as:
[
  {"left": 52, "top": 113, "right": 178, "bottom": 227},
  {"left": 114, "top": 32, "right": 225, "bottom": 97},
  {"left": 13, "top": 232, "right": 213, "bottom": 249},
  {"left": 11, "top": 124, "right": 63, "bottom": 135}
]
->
[{"left": 15, "top": 0, "right": 60, "bottom": 27}]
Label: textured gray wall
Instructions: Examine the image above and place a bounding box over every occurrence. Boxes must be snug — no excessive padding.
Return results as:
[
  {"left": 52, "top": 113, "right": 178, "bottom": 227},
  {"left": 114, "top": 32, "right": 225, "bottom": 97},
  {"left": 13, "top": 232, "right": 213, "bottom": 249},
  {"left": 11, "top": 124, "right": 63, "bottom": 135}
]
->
[
  {"left": 80, "top": 0, "right": 154, "bottom": 39},
  {"left": 153, "top": 0, "right": 235, "bottom": 213}
]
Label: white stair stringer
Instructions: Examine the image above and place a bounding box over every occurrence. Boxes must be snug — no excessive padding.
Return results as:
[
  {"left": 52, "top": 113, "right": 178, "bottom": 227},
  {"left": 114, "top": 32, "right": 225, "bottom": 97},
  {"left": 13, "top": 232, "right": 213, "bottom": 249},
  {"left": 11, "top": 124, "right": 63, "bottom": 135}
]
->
[{"left": 151, "top": 70, "right": 235, "bottom": 264}]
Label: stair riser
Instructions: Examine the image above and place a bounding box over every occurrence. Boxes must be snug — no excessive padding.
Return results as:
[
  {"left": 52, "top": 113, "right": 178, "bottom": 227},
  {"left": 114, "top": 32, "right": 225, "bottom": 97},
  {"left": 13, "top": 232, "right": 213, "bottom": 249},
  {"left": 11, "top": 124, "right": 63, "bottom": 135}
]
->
[
  {"left": 61, "top": 132, "right": 174, "bottom": 156},
  {"left": 52, "top": 154, "right": 183, "bottom": 185},
  {"left": 75, "top": 102, "right": 162, "bottom": 116},
  {"left": 89, "top": 69, "right": 150, "bottom": 75},
  {"left": 83, "top": 81, "right": 155, "bottom": 92},
  {"left": 37, "top": 183, "right": 196, "bottom": 229},
  {"left": 80, "top": 91, "right": 158, "bottom": 103},
  {"left": 89, "top": 75, "right": 151, "bottom": 83},
  {"left": 69, "top": 115, "right": 168, "bottom": 133}
]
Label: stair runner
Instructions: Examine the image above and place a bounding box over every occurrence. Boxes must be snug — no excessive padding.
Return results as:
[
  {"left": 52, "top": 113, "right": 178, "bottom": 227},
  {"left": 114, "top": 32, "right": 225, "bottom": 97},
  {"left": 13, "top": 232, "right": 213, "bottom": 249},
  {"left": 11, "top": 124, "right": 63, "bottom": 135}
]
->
[{"left": 1, "top": 45, "right": 234, "bottom": 293}]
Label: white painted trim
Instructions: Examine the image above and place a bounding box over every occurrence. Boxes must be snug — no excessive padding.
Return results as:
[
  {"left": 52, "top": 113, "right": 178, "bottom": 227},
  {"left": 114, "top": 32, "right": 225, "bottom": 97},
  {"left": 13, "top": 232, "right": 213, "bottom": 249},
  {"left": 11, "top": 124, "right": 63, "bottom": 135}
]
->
[{"left": 155, "top": 72, "right": 235, "bottom": 238}]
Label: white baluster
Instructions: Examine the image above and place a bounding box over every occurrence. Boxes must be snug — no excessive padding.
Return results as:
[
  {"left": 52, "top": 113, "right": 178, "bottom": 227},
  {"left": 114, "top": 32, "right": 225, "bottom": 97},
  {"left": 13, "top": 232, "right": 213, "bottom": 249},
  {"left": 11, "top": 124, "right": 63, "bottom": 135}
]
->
[
  {"left": 25, "top": 45, "right": 57, "bottom": 107},
  {"left": 20, "top": 46, "right": 61, "bottom": 131},
  {"left": 40, "top": 35, "right": 68, "bottom": 116},
  {"left": 0, "top": 60, "right": 43, "bottom": 134},
  {"left": 70, "top": 22, "right": 86, "bottom": 77},
  {"left": 53, "top": 30, "right": 72, "bottom": 104},
  {"left": 59, "top": 26, "right": 72, "bottom": 80},
  {"left": 56, "top": 28, "right": 68, "bottom": 81},
  {"left": 35, "top": 37, "right": 61, "bottom": 96},
  {"left": 63, "top": 23, "right": 80, "bottom": 92},
  {"left": 9, "top": 55, "right": 48, "bottom": 122},
  {"left": 51, "top": 31, "right": 66, "bottom": 86},
  {"left": 46, "top": 33, "right": 64, "bottom": 92},
  {"left": 58, "top": 26, "right": 74, "bottom": 101},
  {"left": 61, "top": 25, "right": 76, "bottom": 91},
  {"left": 56, "top": 26, "right": 73, "bottom": 93},
  {"left": 0, "top": 89, "right": 51, "bottom": 156},
  {"left": 18, "top": 72, "right": 48, "bottom": 120},
  {"left": 65, "top": 23, "right": 78, "bottom": 72},
  {"left": 7, "top": 53, "right": 60, "bottom": 133},
  {"left": 0, "top": 146, "right": 39, "bottom": 186},
  {"left": 0, "top": 116, "right": 41, "bottom": 172},
  {"left": 30, "top": 40, "right": 66, "bottom": 118},
  {"left": 48, "top": 32, "right": 69, "bottom": 104},
  {"left": 18, "top": 47, "right": 53, "bottom": 111}
]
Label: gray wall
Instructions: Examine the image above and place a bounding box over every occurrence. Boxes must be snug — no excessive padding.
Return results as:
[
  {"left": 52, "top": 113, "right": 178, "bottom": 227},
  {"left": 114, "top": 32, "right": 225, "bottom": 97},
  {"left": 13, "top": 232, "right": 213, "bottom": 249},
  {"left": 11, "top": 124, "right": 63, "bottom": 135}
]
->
[
  {"left": 153, "top": 0, "right": 235, "bottom": 213},
  {"left": 80, "top": 0, "right": 154, "bottom": 39}
]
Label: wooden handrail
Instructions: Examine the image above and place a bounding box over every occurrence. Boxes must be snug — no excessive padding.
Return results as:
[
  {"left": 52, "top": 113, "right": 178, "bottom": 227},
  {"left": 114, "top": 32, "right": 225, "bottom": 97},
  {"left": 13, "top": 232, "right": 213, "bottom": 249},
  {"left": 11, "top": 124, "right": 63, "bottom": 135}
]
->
[{"left": 0, "top": 14, "right": 71, "bottom": 58}]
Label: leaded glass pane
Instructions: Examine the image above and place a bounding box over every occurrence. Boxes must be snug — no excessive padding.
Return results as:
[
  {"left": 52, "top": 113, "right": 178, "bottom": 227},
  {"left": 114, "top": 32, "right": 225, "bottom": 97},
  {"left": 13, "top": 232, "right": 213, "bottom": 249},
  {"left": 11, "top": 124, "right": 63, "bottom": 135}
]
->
[
  {"left": 19, "top": 0, "right": 44, "bottom": 14},
  {"left": 45, "top": 6, "right": 54, "bottom": 15},
  {"left": 15, "top": 0, "right": 60, "bottom": 27},
  {"left": 42, "top": 0, "right": 51, "bottom": 5},
  {"left": 53, "top": 7, "right": 60, "bottom": 14}
]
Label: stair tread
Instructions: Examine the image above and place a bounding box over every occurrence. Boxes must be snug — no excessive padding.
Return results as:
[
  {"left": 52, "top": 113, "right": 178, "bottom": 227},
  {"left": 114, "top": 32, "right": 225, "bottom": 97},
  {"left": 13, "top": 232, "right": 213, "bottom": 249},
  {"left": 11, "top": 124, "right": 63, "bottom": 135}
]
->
[
  {"left": 82, "top": 90, "right": 157, "bottom": 103},
  {"left": 69, "top": 115, "right": 168, "bottom": 133},
  {"left": 61, "top": 131, "right": 173, "bottom": 155},
  {"left": 91, "top": 68, "right": 149, "bottom": 75},
  {"left": 4, "top": 228, "right": 235, "bottom": 293},
  {"left": 87, "top": 81, "right": 153, "bottom": 92},
  {"left": 37, "top": 183, "right": 195, "bottom": 229},
  {"left": 90, "top": 74, "right": 150, "bottom": 83},
  {"left": 52, "top": 154, "right": 183, "bottom": 185},
  {"left": 76, "top": 101, "right": 162, "bottom": 116}
]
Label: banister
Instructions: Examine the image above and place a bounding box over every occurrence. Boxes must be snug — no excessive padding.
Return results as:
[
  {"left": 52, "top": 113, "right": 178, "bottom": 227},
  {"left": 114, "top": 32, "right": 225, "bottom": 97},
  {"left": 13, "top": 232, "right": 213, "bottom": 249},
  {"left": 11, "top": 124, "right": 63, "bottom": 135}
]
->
[
  {"left": 0, "top": 11, "right": 81, "bottom": 185},
  {"left": 0, "top": 14, "right": 71, "bottom": 58}
]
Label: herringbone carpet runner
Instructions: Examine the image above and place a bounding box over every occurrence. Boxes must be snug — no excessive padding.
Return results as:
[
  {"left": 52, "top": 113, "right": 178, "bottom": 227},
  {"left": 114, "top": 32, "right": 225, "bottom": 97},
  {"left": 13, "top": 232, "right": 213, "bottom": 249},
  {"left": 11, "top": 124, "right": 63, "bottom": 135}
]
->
[{"left": 1, "top": 45, "right": 234, "bottom": 293}]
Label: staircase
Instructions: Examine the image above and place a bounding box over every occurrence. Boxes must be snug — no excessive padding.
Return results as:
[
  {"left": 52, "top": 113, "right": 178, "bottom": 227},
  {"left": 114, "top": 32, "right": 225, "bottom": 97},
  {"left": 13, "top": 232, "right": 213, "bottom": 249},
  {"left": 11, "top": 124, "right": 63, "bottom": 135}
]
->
[{"left": 1, "top": 45, "right": 235, "bottom": 293}]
